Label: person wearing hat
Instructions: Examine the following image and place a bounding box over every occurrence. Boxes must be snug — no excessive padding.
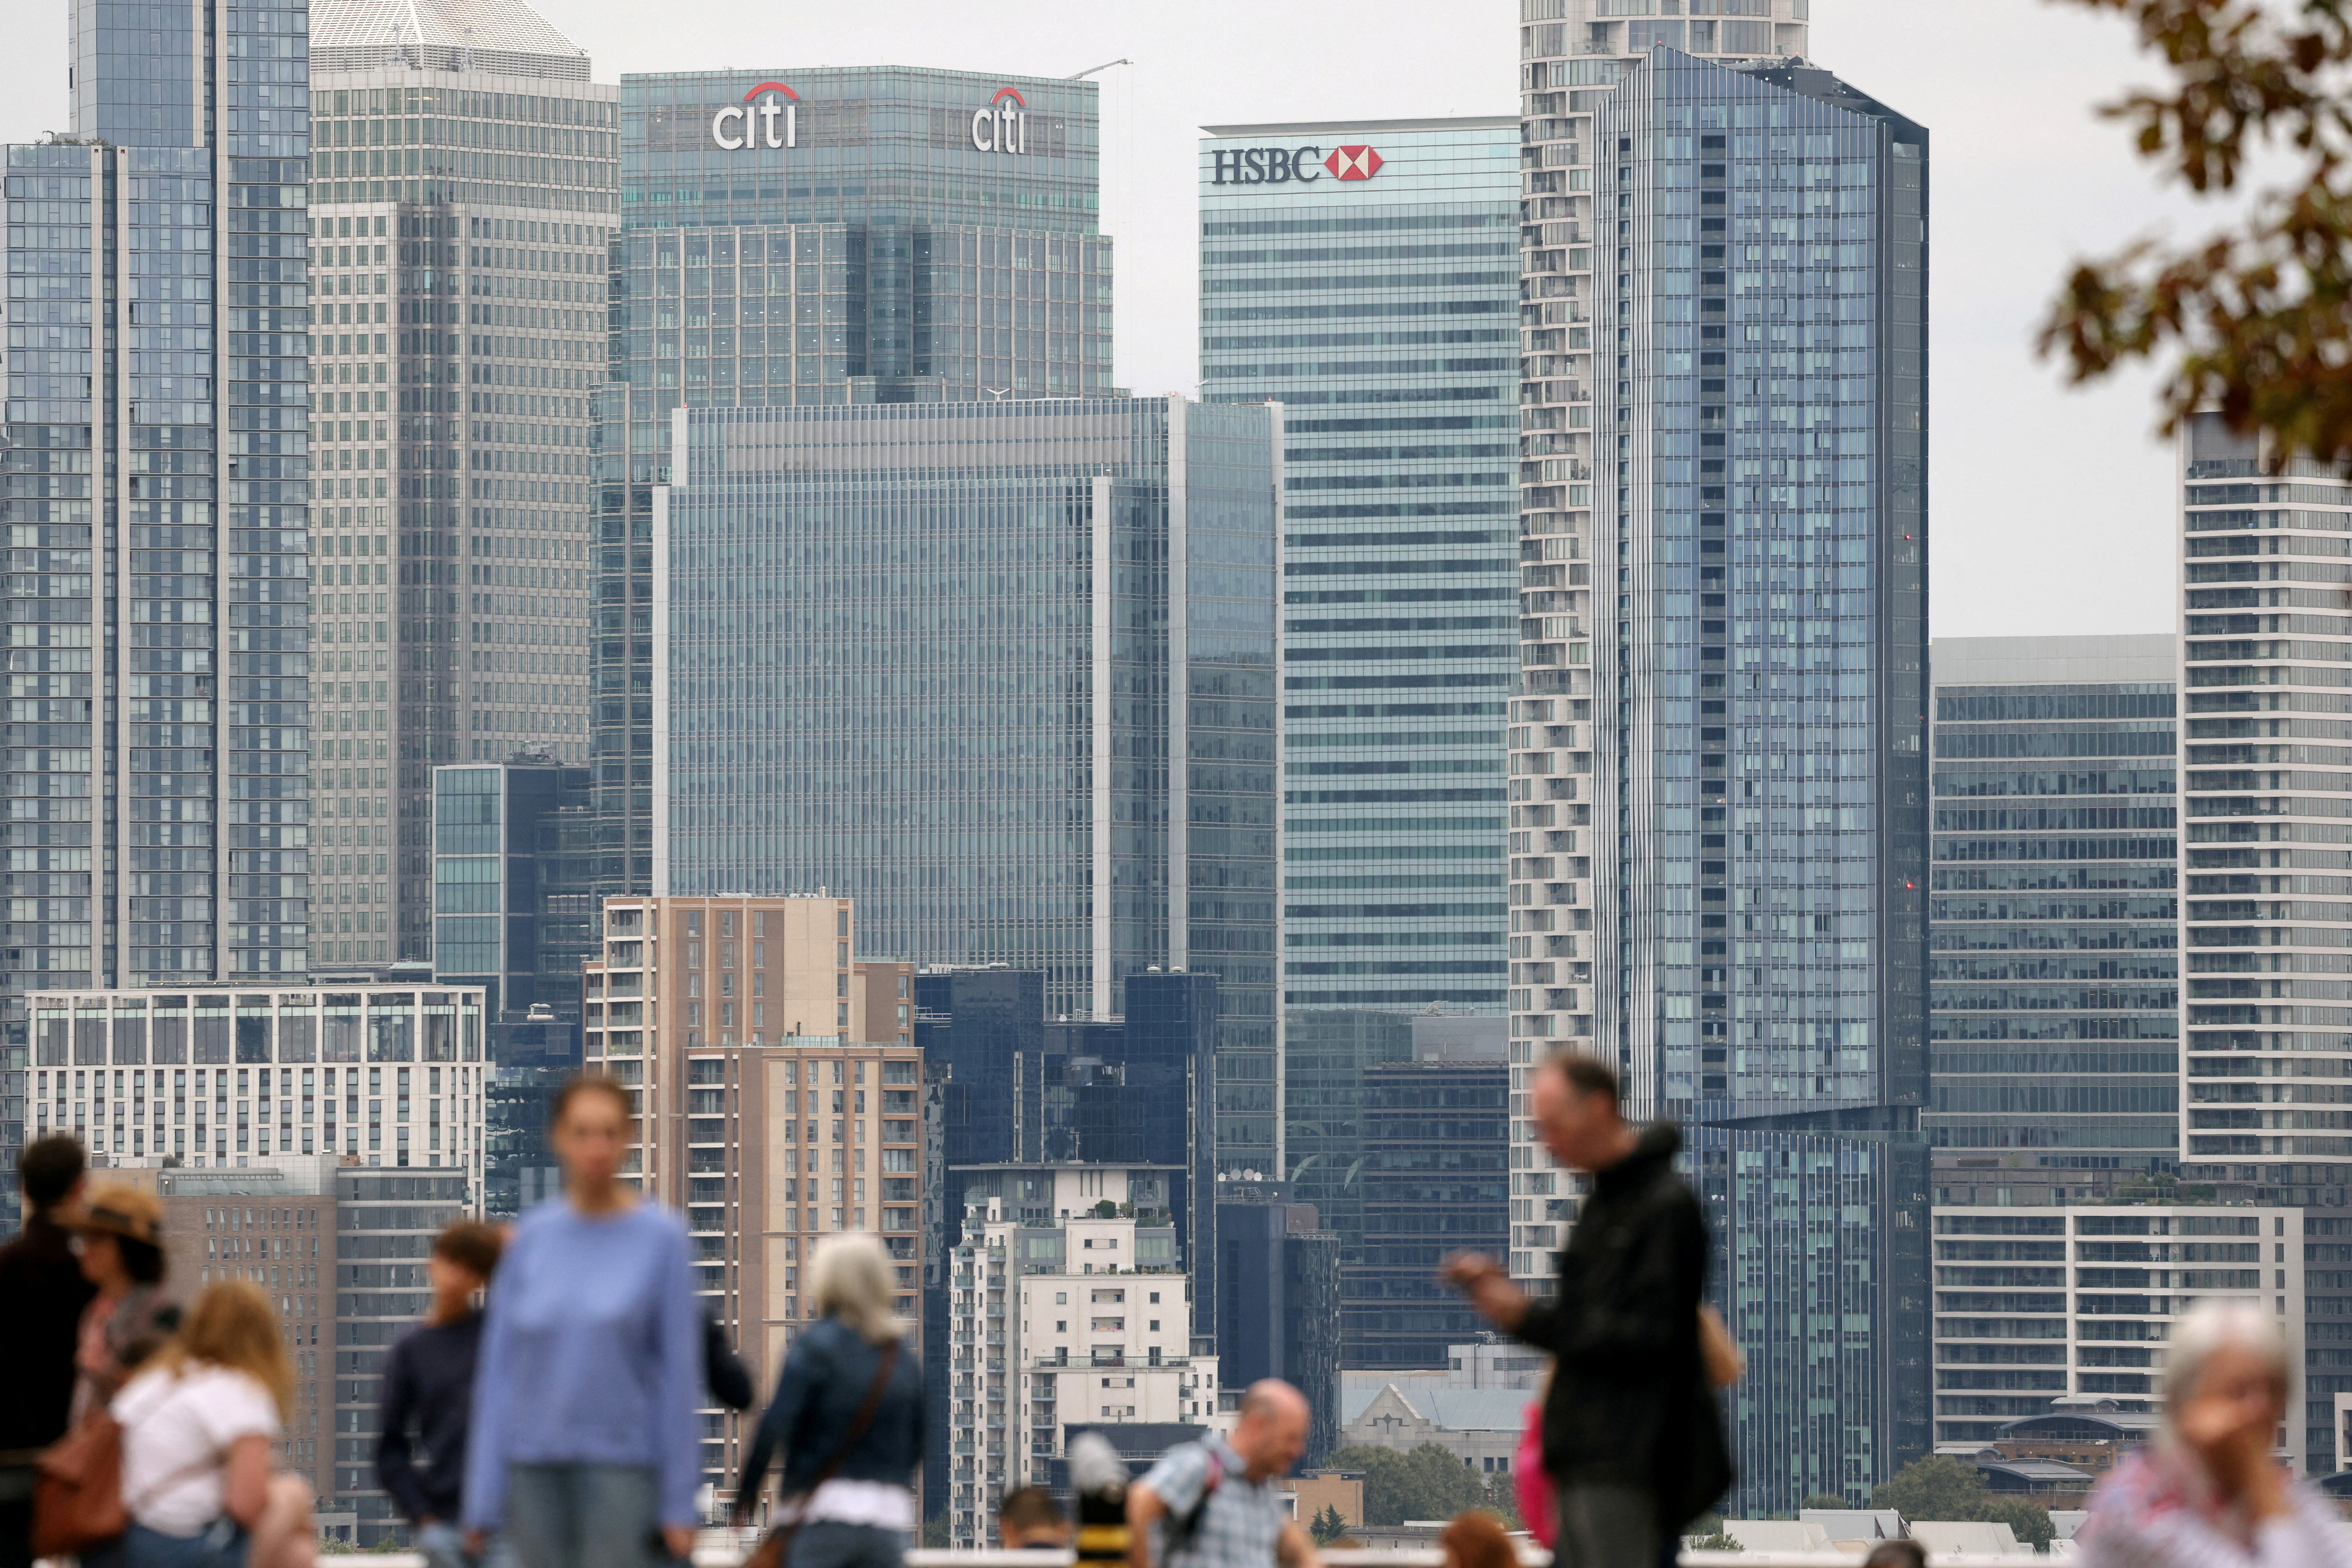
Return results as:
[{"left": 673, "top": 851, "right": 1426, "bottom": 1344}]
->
[{"left": 66, "top": 1183, "right": 181, "bottom": 1422}]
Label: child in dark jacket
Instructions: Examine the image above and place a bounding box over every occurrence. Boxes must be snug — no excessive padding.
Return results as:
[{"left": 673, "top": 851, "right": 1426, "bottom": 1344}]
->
[{"left": 379, "top": 1222, "right": 504, "bottom": 1568}]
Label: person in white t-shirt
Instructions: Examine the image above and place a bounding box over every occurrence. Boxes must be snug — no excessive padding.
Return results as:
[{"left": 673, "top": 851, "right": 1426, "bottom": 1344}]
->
[{"left": 111, "top": 1280, "right": 316, "bottom": 1568}]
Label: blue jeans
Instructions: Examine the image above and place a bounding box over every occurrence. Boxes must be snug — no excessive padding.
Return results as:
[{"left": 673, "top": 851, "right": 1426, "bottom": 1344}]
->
[
  {"left": 504, "top": 1464, "right": 663, "bottom": 1568},
  {"left": 119, "top": 1519, "right": 249, "bottom": 1568},
  {"left": 785, "top": 1523, "right": 904, "bottom": 1568}
]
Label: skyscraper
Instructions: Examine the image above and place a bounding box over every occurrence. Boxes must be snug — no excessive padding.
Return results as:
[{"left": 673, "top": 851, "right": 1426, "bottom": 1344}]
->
[
  {"left": 1926, "top": 634, "right": 2179, "bottom": 1204},
  {"left": 1505, "top": 48, "right": 1932, "bottom": 1509},
  {"left": 1, "top": 0, "right": 314, "bottom": 1201},
  {"left": 1508, "top": 0, "right": 1813, "bottom": 1277},
  {"left": 590, "top": 67, "right": 1113, "bottom": 898},
  {"left": 305, "top": 0, "right": 616, "bottom": 965},
  {"left": 2176, "top": 412, "right": 2352, "bottom": 1472},
  {"left": 657, "top": 396, "right": 1280, "bottom": 1177},
  {"left": 1196, "top": 116, "right": 1518, "bottom": 1018}
]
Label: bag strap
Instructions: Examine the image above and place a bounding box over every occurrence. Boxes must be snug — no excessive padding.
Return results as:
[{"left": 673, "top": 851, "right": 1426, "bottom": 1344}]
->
[
  {"left": 126, "top": 1449, "right": 230, "bottom": 1519},
  {"left": 1165, "top": 1446, "right": 1223, "bottom": 1559}
]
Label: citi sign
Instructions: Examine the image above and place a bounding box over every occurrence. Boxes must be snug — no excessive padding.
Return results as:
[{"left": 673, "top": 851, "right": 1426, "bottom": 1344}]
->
[
  {"left": 711, "top": 82, "right": 797, "bottom": 150},
  {"left": 1210, "top": 144, "right": 1384, "bottom": 185},
  {"left": 971, "top": 87, "right": 1029, "bottom": 154}
]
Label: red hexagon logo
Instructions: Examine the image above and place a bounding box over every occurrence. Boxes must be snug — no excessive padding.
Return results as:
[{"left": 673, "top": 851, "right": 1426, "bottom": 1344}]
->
[{"left": 1325, "top": 145, "right": 1383, "bottom": 181}]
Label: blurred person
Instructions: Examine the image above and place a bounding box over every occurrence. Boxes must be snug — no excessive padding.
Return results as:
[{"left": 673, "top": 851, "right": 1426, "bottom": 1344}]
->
[
  {"left": 731, "top": 1233, "right": 922, "bottom": 1568},
  {"left": 111, "top": 1279, "right": 316, "bottom": 1568},
  {"left": 379, "top": 1221, "right": 504, "bottom": 1568},
  {"left": 461, "top": 1078, "right": 699, "bottom": 1568},
  {"left": 0, "top": 1135, "right": 96, "bottom": 1568},
  {"left": 67, "top": 1184, "right": 181, "bottom": 1418},
  {"left": 1127, "top": 1381, "right": 1321, "bottom": 1568},
  {"left": 1438, "top": 1513, "right": 1515, "bottom": 1568},
  {"left": 996, "top": 1487, "right": 1070, "bottom": 1550},
  {"left": 1862, "top": 1542, "right": 1926, "bottom": 1568},
  {"left": 703, "top": 1314, "right": 754, "bottom": 1416},
  {"left": 1441, "top": 1052, "right": 1728, "bottom": 1568},
  {"left": 2079, "top": 1301, "right": 2352, "bottom": 1567}
]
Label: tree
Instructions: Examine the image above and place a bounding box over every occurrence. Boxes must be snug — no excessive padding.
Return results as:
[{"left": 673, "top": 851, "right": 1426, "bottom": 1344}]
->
[
  {"left": 1309, "top": 1506, "right": 1350, "bottom": 1545},
  {"left": 920, "top": 1517, "right": 951, "bottom": 1550},
  {"left": 1327, "top": 1444, "right": 1490, "bottom": 1526},
  {"left": 1871, "top": 1455, "right": 1991, "bottom": 1522},
  {"left": 1980, "top": 1498, "right": 2058, "bottom": 1552},
  {"left": 1801, "top": 1494, "right": 1851, "bottom": 1511},
  {"left": 2040, "top": 0, "right": 2352, "bottom": 463}
]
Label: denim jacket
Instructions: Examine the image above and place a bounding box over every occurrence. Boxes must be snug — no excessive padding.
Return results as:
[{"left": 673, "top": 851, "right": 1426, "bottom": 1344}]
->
[{"left": 736, "top": 1316, "right": 923, "bottom": 1507}]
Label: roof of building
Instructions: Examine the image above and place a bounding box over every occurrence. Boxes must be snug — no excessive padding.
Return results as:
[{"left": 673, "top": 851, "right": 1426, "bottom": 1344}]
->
[
  {"left": 1718, "top": 1522, "right": 1829, "bottom": 1552},
  {"left": 1911, "top": 1521, "right": 2025, "bottom": 1556},
  {"left": 1795, "top": 1510, "right": 1905, "bottom": 1540},
  {"left": 311, "top": 0, "right": 589, "bottom": 79},
  {"left": 1338, "top": 1382, "right": 1528, "bottom": 1433},
  {"left": 1997, "top": 1408, "right": 2163, "bottom": 1441},
  {"left": 1978, "top": 1457, "right": 2097, "bottom": 1491},
  {"left": 1200, "top": 117, "right": 1519, "bottom": 137}
]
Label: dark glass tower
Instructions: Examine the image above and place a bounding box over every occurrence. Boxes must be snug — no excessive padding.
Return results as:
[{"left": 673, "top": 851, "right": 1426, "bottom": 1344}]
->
[
  {"left": 588, "top": 67, "right": 1111, "bottom": 900},
  {"left": 1569, "top": 49, "right": 1933, "bottom": 1509},
  {"left": 2, "top": 0, "right": 312, "bottom": 1210}
]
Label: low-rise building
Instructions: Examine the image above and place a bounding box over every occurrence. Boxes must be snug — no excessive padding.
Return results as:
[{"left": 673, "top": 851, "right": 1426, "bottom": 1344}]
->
[
  {"left": 943, "top": 1164, "right": 1217, "bottom": 1548},
  {"left": 1336, "top": 1382, "right": 1524, "bottom": 1475}
]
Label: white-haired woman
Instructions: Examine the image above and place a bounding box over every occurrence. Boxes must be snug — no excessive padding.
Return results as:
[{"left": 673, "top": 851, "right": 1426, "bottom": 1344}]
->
[
  {"left": 731, "top": 1233, "right": 923, "bottom": 1568},
  {"left": 2080, "top": 1300, "right": 2352, "bottom": 1567}
]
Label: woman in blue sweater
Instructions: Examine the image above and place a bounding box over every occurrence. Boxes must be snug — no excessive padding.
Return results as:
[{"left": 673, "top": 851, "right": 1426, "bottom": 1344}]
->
[
  {"left": 463, "top": 1077, "right": 700, "bottom": 1568},
  {"left": 733, "top": 1234, "right": 924, "bottom": 1568}
]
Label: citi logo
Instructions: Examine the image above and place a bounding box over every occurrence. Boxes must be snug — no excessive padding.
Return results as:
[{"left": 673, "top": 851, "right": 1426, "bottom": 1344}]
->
[
  {"left": 1209, "top": 144, "right": 1383, "bottom": 186},
  {"left": 711, "top": 82, "right": 797, "bottom": 150},
  {"left": 972, "top": 87, "right": 1028, "bottom": 154}
]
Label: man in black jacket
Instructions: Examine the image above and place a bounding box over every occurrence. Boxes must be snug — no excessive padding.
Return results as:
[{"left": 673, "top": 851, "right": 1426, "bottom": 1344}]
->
[
  {"left": 1443, "top": 1052, "right": 1727, "bottom": 1568},
  {"left": 0, "top": 1136, "right": 95, "bottom": 1568},
  {"left": 380, "top": 1220, "right": 503, "bottom": 1565}
]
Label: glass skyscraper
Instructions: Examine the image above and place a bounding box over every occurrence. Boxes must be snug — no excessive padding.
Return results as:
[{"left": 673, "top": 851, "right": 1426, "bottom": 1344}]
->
[
  {"left": 1506, "top": 49, "right": 1933, "bottom": 1509},
  {"left": 2177, "top": 412, "right": 2352, "bottom": 1472},
  {"left": 1197, "top": 116, "right": 1518, "bottom": 1018},
  {"left": 659, "top": 397, "right": 1279, "bottom": 1176},
  {"left": 1926, "top": 634, "right": 2179, "bottom": 1202},
  {"left": 591, "top": 67, "right": 1112, "bottom": 897},
  {"left": 1509, "top": 0, "right": 1813, "bottom": 1282},
  {"left": 2, "top": 0, "right": 313, "bottom": 1197},
  {"left": 305, "top": 0, "right": 616, "bottom": 965}
]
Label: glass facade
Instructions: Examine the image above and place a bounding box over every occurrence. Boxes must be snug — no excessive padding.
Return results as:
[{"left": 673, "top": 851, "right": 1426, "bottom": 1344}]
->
[
  {"left": 591, "top": 67, "right": 1113, "bottom": 899},
  {"left": 1353, "top": 1052, "right": 1508, "bottom": 1368},
  {"left": 1926, "top": 635, "right": 2180, "bottom": 1193},
  {"left": 1515, "top": 51, "right": 1934, "bottom": 1510},
  {"left": 2176, "top": 412, "right": 2352, "bottom": 1472},
  {"left": 1510, "top": 0, "right": 1812, "bottom": 1282},
  {"left": 1196, "top": 116, "right": 1517, "bottom": 1016},
  {"left": 3, "top": 0, "right": 312, "bottom": 1207},
  {"left": 307, "top": 0, "right": 616, "bottom": 964},
  {"left": 661, "top": 396, "right": 1279, "bottom": 1174}
]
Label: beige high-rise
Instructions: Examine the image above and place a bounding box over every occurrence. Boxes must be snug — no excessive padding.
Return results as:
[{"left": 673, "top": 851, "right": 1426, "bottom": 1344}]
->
[{"left": 580, "top": 894, "right": 920, "bottom": 1502}]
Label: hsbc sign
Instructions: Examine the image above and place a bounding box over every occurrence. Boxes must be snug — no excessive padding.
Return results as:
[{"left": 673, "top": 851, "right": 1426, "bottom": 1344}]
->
[{"left": 1210, "top": 144, "right": 1385, "bottom": 186}]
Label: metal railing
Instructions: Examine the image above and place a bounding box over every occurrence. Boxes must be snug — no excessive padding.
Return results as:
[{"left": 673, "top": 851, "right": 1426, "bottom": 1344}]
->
[{"left": 317, "top": 1549, "right": 2052, "bottom": 1568}]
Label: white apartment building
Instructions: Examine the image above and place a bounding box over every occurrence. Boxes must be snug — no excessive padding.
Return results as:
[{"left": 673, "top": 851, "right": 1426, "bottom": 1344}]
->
[
  {"left": 944, "top": 1164, "right": 1219, "bottom": 1547},
  {"left": 1933, "top": 1204, "right": 2306, "bottom": 1462},
  {"left": 26, "top": 985, "right": 488, "bottom": 1178}
]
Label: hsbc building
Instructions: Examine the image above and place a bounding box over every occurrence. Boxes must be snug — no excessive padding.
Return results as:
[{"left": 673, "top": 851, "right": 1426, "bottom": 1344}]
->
[{"left": 1198, "top": 115, "right": 1522, "bottom": 1368}]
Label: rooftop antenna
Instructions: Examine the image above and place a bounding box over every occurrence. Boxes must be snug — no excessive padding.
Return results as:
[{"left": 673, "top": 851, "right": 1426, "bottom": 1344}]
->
[
  {"left": 983, "top": 388, "right": 1011, "bottom": 401},
  {"left": 1068, "top": 58, "right": 1132, "bottom": 80}
]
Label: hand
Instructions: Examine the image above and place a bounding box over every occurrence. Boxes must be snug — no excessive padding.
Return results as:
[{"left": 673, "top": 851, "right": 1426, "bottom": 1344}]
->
[
  {"left": 2177, "top": 1390, "right": 2286, "bottom": 1518},
  {"left": 1440, "top": 1251, "right": 1504, "bottom": 1291},
  {"left": 663, "top": 1524, "right": 698, "bottom": 1561},
  {"left": 464, "top": 1531, "right": 488, "bottom": 1559},
  {"left": 1441, "top": 1251, "right": 1527, "bottom": 1331}
]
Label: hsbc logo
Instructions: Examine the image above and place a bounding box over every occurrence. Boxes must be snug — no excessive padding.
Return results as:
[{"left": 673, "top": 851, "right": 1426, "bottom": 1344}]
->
[{"left": 1209, "top": 144, "right": 1384, "bottom": 186}]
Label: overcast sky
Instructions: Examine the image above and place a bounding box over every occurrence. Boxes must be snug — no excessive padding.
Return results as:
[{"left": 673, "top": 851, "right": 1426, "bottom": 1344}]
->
[{"left": 0, "top": 0, "right": 2202, "bottom": 639}]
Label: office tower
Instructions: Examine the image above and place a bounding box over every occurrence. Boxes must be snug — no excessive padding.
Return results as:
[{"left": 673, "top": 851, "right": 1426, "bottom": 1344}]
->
[
  {"left": 591, "top": 66, "right": 1113, "bottom": 898},
  {"left": 430, "top": 754, "right": 595, "bottom": 1214},
  {"left": 942, "top": 1163, "right": 1215, "bottom": 1547},
  {"left": 1509, "top": 0, "right": 1812, "bottom": 1276},
  {"left": 26, "top": 983, "right": 486, "bottom": 1173},
  {"left": 156, "top": 1161, "right": 338, "bottom": 1509},
  {"left": 1353, "top": 1035, "right": 1508, "bottom": 1369},
  {"left": 1501, "top": 50, "right": 1931, "bottom": 1510},
  {"left": 1929, "top": 1203, "right": 2304, "bottom": 1457},
  {"left": 2177, "top": 413, "right": 2352, "bottom": 1472},
  {"left": 1926, "top": 635, "right": 2180, "bottom": 1204},
  {"left": 1196, "top": 116, "right": 1517, "bottom": 1017},
  {"left": 304, "top": 1, "right": 616, "bottom": 965},
  {"left": 580, "top": 892, "right": 918, "bottom": 1503},
  {"left": 0, "top": 0, "right": 316, "bottom": 1203},
  {"left": 658, "top": 396, "right": 1280, "bottom": 1175},
  {"left": 1214, "top": 1184, "right": 1343, "bottom": 1460}
]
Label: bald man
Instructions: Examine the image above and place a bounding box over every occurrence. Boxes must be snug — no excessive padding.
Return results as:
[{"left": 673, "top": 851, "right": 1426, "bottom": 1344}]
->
[{"left": 1128, "top": 1380, "right": 1321, "bottom": 1568}]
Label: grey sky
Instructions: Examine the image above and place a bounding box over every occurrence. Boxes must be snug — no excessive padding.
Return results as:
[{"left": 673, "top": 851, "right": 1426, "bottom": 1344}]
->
[{"left": 0, "top": 0, "right": 2197, "bottom": 638}]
